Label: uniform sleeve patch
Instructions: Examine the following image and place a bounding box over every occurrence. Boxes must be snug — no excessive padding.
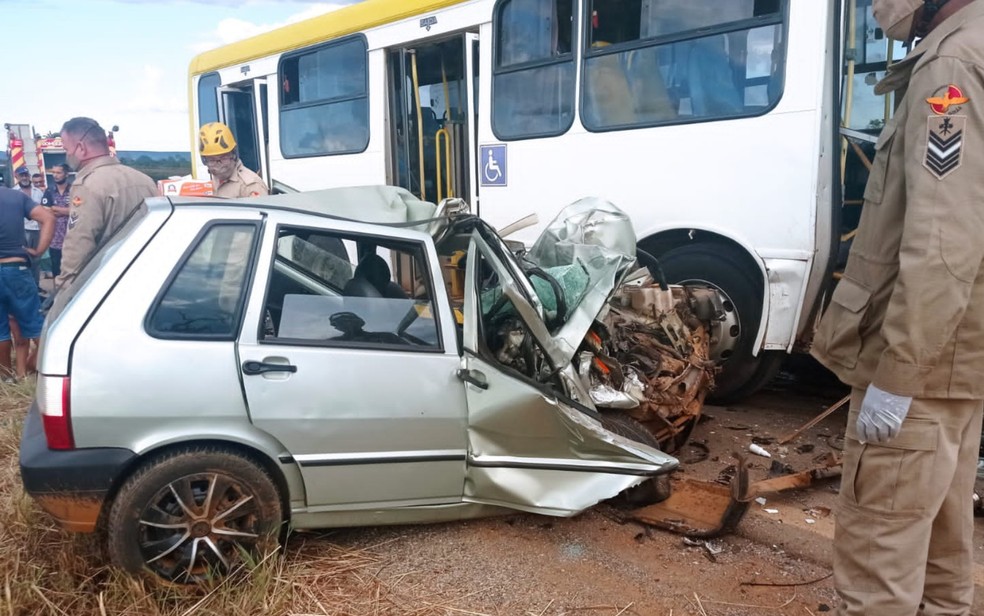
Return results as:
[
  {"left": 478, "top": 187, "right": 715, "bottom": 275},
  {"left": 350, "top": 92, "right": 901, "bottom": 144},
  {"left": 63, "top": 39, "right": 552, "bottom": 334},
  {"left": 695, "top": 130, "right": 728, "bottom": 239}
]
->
[
  {"left": 924, "top": 115, "right": 965, "bottom": 180},
  {"left": 926, "top": 85, "right": 969, "bottom": 115}
]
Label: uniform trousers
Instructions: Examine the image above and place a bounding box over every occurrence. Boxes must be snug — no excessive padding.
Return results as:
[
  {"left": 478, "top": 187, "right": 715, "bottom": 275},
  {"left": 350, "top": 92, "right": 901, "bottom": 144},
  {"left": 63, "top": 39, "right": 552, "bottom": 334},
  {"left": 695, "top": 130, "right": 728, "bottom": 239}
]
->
[{"left": 835, "top": 388, "right": 982, "bottom": 615}]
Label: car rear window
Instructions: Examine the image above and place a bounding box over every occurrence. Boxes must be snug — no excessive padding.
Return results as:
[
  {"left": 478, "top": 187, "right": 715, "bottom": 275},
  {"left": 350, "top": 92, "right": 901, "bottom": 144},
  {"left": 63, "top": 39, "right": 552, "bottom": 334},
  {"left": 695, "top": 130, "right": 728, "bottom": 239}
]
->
[{"left": 147, "top": 223, "right": 257, "bottom": 339}]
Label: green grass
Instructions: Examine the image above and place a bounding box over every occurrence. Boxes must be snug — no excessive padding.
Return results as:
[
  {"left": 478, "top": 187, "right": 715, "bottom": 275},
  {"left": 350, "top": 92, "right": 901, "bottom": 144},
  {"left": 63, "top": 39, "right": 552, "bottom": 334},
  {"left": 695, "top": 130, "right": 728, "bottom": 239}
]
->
[{"left": 0, "top": 380, "right": 452, "bottom": 615}]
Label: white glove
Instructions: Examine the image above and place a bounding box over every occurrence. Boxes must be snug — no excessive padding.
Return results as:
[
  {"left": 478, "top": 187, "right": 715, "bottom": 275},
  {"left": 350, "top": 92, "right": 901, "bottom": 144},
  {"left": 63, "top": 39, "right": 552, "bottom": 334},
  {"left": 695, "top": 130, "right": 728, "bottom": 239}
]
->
[{"left": 857, "top": 384, "right": 912, "bottom": 444}]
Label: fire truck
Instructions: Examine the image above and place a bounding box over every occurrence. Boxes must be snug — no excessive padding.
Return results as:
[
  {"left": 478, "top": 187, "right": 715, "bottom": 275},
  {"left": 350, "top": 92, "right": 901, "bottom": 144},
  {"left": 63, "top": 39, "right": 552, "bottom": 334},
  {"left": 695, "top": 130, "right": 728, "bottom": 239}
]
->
[{"left": 4, "top": 123, "right": 118, "bottom": 188}]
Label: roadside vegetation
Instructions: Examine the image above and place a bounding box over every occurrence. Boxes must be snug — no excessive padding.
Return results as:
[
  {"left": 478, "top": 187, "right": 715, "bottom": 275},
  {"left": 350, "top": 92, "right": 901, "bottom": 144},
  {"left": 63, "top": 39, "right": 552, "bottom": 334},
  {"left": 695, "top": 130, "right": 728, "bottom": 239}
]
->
[{"left": 0, "top": 381, "right": 447, "bottom": 615}]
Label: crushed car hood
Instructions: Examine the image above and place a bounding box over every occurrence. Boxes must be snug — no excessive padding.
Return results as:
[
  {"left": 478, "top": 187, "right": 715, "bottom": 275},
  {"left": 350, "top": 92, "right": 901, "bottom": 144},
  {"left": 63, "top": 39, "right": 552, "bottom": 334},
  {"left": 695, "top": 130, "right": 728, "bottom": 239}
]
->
[{"left": 524, "top": 197, "right": 638, "bottom": 363}]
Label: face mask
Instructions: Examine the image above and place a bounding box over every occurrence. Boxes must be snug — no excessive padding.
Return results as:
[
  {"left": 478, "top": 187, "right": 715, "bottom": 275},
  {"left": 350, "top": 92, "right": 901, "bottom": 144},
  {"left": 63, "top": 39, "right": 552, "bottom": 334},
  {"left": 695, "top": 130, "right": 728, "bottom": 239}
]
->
[{"left": 873, "top": 0, "right": 919, "bottom": 41}]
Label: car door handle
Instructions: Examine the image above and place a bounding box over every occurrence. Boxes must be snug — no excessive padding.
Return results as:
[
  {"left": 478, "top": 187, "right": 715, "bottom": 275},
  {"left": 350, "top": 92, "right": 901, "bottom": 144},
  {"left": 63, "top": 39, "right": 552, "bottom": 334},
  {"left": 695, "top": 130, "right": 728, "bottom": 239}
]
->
[
  {"left": 242, "top": 360, "right": 297, "bottom": 376},
  {"left": 456, "top": 368, "right": 488, "bottom": 390}
]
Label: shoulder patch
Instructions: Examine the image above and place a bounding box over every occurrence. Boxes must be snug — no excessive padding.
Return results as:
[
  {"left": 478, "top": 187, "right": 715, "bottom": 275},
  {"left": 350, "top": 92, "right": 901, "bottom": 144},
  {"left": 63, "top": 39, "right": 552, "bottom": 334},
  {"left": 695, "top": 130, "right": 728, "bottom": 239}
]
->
[
  {"left": 927, "top": 85, "right": 969, "bottom": 115},
  {"left": 924, "top": 115, "right": 965, "bottom": 180}
]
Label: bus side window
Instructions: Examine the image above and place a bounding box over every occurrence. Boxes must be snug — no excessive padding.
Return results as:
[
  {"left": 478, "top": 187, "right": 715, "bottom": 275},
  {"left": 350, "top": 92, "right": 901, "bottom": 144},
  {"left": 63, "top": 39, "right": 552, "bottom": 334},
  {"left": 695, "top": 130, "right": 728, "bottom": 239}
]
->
[
  {"left": 279, "top": 36, "right": 370, "bottom": 157},
  {"left": 492, "top": 0, "right": 576, "bottom": 140},
  {"left": 582, "top": 0, "right": 786, "bottom": 131},
  {"left": 197, "top": 73, "right": 221, "bottom": 126}
]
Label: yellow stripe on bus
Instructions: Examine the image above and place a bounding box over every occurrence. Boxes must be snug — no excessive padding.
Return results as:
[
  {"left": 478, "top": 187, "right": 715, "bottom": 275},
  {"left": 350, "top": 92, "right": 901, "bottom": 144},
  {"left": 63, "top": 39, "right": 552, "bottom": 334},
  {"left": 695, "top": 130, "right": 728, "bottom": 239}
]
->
[{"left": 188, "top": 0, "right": 467, "bottom": 75}]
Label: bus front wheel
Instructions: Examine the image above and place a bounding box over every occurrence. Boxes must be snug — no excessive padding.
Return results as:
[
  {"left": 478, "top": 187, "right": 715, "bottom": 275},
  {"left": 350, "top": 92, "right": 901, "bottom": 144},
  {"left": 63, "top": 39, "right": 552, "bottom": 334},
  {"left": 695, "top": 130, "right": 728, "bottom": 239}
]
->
[{"left": 656, "top": 243, "right": 784, "bottom": 403}]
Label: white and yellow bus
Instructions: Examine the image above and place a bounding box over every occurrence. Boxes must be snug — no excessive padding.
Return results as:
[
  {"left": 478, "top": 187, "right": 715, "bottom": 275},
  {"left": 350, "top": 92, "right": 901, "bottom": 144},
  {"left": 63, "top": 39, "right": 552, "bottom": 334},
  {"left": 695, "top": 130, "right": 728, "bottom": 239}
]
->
[{"left": 188, "top": 0, "right": 896, "bottom": 399}]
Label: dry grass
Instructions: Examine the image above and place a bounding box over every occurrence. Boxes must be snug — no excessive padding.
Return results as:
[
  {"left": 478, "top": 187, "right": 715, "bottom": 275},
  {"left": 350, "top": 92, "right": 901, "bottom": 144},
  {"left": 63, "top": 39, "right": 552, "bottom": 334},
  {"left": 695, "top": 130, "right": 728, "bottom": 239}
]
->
[{"left": 0, "top": 380, "right": 460, "bottom": 616}]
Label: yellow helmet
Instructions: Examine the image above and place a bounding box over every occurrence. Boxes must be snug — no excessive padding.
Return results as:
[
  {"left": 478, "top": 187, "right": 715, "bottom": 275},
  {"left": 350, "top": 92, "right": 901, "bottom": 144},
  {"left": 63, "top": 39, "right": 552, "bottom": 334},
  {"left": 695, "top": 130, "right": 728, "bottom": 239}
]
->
[{"left": 198, "top": 122, "right": 237, "bottom": 157}]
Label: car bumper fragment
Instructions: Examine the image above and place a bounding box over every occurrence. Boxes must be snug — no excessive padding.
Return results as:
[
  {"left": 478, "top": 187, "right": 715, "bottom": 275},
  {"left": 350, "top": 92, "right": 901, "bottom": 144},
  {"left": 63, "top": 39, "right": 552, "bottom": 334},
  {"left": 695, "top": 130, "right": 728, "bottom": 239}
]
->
[{"left": 19, "top": 402, "right": 136, "bottom": 532}]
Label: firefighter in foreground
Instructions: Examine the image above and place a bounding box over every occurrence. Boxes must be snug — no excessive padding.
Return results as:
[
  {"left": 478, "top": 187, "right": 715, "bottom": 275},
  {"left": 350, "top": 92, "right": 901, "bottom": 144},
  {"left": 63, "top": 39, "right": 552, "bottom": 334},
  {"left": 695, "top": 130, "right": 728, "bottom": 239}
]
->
[
  {"left": 812, "top": 0, "right": 984, "bottom": 613},
  {"left": 57, "top": 118, "right": 157, "bottom": 288},
  {"left": 198, "top": 122, "right": 268, "bottom": 198}
]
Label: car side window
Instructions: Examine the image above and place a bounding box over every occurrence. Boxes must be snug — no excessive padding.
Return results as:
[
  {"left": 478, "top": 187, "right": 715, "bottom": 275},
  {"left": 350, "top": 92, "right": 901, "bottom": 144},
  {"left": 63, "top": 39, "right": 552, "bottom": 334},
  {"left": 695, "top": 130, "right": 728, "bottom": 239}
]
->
[
  {"left": 147, "top": 223, "right": 257, "bottom": 339},
  {"left": 263, "top": 227, "right": 441, "bottom": 350}
]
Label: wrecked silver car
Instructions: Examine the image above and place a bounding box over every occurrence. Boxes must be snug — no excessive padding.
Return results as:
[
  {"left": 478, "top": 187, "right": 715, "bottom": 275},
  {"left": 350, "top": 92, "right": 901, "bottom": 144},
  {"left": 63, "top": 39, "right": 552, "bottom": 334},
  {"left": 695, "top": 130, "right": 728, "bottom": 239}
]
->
[{"left": 20, "top": 186, "right": 715, "bottom": 583}]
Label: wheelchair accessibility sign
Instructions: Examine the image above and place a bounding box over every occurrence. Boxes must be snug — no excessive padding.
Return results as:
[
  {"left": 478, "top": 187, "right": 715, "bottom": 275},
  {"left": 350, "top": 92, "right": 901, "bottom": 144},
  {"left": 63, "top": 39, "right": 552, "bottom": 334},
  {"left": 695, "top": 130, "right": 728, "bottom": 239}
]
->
[{"left": 479, "top": 144, "right": 507, "bottom": 187}]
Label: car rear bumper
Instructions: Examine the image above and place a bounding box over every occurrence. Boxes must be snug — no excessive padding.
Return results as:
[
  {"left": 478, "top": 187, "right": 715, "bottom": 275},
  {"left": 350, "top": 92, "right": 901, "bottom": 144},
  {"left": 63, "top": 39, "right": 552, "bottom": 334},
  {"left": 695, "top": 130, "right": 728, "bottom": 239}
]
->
[{"left": 19, "top": 402, "right": 136, "bottom": 532}]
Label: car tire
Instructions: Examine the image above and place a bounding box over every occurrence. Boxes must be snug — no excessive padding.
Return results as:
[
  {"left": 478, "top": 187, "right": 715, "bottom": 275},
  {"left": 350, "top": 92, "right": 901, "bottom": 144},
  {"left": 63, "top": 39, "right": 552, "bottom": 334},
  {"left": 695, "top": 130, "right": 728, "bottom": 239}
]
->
[
  {"left": 107, "top": 447, "right": 283, "bottom": 584},
  {"left": 600, "top": 412, "right": 672, "bottom": 507},
  {"left": 657, "top": 243, "right": 783, "bottom": 403}
]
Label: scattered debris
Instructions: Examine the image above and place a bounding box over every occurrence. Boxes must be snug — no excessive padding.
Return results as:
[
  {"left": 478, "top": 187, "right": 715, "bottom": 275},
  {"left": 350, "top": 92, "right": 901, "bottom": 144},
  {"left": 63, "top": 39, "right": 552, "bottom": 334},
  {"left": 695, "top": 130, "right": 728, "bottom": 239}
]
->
[
  {"left": 682, "top": 537, "right": 725, "bottom": 562},
  {"left": 795, "top": 443, "right": 816, "bottom": 454},
  {"left": 805, "top": 518, "right": 816, "bottom": 524},
  {"left": 754, "top": 497, "right": 767, "bottom": 506},
  {"left": 777, "top": 394, "right": 850, "bottom": 445},
  {"left": 741, "top": 572, "right": 833, "bottom": 587},
  {"left": 749, "top": 443, "right": 772, "bottom": 458},
  {"left": 768, "top": 460, "right": 795, "bottom": 477},
  {"left": 744, "top": 453, "right": 843, "bottom": 500},
  {"left": 805, "top": 506, "right": 831, "bottom": 519},
  {"left": 678, "top": 441, "right": 711, "bottom": 464},
  {"left": 764, "top": 508, "right": 780, "bottom": 514}
]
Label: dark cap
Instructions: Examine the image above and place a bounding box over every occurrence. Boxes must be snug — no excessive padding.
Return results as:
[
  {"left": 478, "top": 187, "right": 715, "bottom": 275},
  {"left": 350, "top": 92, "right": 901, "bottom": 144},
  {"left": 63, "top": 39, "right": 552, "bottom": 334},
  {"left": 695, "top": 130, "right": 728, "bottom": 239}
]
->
[{"left": 15, "top": 166, "right": 30, "bottom": 176}]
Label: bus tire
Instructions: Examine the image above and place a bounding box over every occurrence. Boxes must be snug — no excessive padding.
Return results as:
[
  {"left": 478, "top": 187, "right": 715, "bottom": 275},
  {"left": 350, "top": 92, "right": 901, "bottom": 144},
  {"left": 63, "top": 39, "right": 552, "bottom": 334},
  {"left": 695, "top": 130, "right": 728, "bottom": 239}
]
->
[{"left": 656, "top": 243, "right": 783, "bottom": 403}]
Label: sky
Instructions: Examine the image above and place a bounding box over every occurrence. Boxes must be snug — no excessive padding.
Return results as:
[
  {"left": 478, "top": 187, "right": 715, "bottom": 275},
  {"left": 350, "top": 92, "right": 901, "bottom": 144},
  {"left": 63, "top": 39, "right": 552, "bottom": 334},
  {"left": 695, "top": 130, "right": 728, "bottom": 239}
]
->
[{"left": 2, "top": 0, "right": 362, "bottom": 152}]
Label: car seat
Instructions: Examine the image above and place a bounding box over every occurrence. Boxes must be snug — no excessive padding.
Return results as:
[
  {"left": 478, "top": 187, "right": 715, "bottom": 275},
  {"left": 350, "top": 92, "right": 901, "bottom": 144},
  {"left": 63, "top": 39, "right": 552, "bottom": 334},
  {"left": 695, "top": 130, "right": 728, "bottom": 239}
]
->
[{"left": 343, "top": 254, "right": 409, "bottom": 299}]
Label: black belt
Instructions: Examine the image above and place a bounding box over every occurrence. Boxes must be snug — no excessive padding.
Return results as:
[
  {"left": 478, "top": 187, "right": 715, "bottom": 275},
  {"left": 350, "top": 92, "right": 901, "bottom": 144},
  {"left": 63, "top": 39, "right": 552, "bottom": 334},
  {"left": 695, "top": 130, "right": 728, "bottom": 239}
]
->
[{"left": 0, "top": 262, "right": 28, "bottom": 268}]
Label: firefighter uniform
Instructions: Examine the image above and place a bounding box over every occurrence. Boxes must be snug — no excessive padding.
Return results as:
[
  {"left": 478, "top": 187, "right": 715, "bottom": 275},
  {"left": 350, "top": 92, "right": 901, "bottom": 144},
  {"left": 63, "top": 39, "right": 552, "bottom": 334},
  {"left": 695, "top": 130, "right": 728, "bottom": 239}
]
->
[
  {"left": 57, "top": 155, "right": 157, "bottom": 288},
  {"left": 214, "top": 161, "right": 268, "bottom": 198},
  {"left": 811, "top": 2, "right": 984, "bottom": 613}
]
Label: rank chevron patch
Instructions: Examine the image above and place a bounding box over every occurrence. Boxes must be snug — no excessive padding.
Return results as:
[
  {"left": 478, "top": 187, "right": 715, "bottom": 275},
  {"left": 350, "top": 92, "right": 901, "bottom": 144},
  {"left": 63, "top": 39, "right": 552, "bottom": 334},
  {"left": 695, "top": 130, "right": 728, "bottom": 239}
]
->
[{"left": 924, "top": 115, "right": 966, "bottom": 180}]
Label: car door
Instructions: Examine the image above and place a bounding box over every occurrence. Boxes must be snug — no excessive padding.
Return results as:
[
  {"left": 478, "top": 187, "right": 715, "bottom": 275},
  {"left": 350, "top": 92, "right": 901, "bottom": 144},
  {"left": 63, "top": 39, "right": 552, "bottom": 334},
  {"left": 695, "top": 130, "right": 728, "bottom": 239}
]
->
[
  {"left": 458, "top": 229, "right": 678, "bottom": 516},
  {"left": 237, "top": 214, "right": 468, "bottom": 509}
]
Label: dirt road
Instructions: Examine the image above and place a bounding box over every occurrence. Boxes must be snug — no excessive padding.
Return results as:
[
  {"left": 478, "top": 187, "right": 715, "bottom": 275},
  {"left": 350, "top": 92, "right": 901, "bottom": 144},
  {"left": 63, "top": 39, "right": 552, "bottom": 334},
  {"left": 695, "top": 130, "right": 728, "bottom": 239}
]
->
[{"left": 293, "top": 359, "right": 984, "bottom": 615}]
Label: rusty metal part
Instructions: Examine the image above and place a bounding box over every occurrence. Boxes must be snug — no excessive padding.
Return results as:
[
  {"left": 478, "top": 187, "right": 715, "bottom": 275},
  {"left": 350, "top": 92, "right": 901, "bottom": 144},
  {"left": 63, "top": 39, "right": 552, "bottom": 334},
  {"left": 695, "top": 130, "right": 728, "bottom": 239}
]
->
[
  {"left": 629, "top": 455, "right": 750, "bottom": 538},
  {"left": 743, "top": 452, "right": 842, "bottom": 500},
  {"left": 593, "top": 285, "right": 716, "bottom": 453},
  {"left": 630, "top": 452, "right": 842, "bottom": 540},
  {"left": 777, "top": 394, "right": 850, "bottom": 445},
  {"left": 32, "top": 493, "right": 104, "bottom": 532}
]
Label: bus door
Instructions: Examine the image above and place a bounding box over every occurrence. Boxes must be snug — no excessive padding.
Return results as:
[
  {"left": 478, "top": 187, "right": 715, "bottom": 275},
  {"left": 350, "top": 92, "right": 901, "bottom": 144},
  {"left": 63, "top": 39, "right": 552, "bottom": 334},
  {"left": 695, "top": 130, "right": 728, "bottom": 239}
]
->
[
  {"left": 219, "top": 80, "right": 269, "bottom": 181},
  {"left": 387, "top": 34, "right": 477, "bottom": 207}
]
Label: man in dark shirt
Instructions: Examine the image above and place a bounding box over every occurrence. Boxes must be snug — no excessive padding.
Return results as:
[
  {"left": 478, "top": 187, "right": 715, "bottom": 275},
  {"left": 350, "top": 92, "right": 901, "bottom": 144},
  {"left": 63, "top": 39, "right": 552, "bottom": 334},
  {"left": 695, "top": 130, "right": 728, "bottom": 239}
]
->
[
  {"left": 40, "top": 164, "right": 71, "bottom": 278},
  {"left": 0, "top": 187, "right": 54, "bottom": 378}
]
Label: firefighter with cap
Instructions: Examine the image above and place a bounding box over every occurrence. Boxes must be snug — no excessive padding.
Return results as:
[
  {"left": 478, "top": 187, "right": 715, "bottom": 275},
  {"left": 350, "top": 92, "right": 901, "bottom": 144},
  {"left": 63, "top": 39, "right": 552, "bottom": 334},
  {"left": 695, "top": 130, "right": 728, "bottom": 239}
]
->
[
  {"left": 811, "top": 0, "right": 984, "bottom": 613},
  {"left": 57, "top": 117, "right": 157, "bottom": 289},
  {"left": 199, "top": 122, "right": 268, "bottom": 198}
]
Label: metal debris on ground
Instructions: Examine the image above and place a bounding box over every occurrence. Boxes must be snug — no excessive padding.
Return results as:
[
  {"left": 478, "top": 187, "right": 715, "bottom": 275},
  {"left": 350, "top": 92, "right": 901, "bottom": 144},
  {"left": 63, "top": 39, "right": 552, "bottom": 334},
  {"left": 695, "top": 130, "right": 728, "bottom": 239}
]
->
[
  {"left": 629, "top": 454, "right": 751, "bottom": 538},
  {"left": 777, "top": 394, "right": 850, "bottom": 445}
]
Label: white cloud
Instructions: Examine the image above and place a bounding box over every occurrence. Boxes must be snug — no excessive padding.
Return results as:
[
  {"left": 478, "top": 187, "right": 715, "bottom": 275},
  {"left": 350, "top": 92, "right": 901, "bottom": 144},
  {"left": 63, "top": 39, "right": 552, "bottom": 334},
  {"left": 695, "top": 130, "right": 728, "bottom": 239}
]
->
[
  {"left": 121, "top": 65, "right": 188, "bottom": 115},
  {"left": 191, "top": 2, "right": 359, "bottom": 54}
]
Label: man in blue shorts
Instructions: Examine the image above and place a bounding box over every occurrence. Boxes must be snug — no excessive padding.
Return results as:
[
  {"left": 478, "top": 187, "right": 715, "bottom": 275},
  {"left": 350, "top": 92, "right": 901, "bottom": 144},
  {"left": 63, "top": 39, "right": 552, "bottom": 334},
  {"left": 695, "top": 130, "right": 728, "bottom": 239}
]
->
[{"left": 0, "top": 186, "right": 54, "bottom": 379}]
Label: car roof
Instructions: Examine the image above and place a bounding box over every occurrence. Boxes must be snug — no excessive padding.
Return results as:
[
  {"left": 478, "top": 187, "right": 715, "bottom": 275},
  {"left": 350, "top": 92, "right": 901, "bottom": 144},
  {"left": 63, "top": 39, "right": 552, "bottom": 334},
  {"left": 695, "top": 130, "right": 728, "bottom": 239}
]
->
[{"left": 166, "top": 185, "right": 442, "bottom": 228}]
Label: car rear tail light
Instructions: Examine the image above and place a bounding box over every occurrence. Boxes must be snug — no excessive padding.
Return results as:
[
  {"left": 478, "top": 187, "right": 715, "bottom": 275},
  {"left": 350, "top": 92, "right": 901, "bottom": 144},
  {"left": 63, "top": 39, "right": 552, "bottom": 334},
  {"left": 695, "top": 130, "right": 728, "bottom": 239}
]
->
[{"left": 38, "top": 376, "right": 73, "bottom": 450}]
